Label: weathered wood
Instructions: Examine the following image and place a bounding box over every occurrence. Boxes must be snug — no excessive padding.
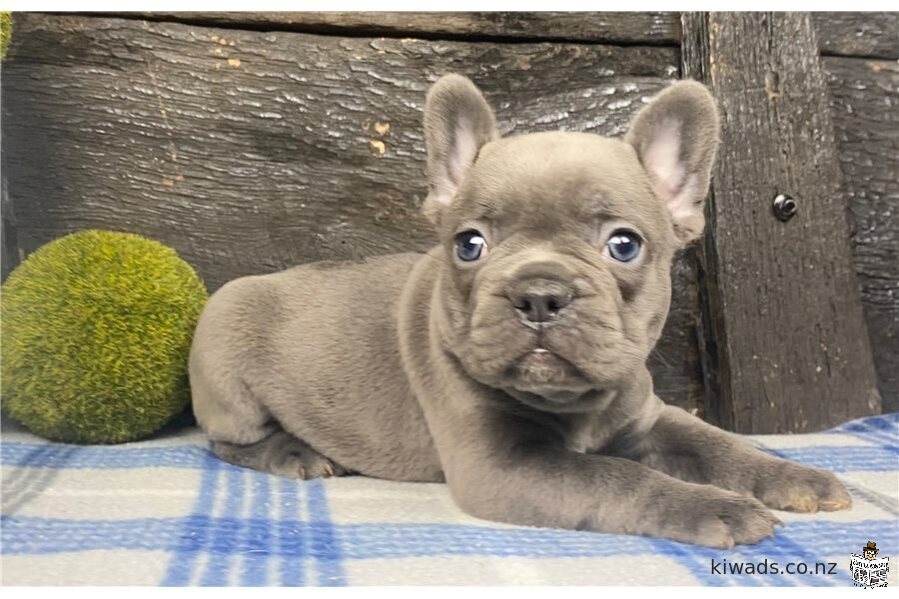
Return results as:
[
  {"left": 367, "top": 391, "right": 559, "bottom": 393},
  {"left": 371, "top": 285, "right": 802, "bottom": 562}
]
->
[
  {"left": 682, "top": 12, "right": 881, "bottom": 433},
  {"left": 824, "top": 56, "right": 899, "bottom": 412},
  {"left": 98, "top": 12, "right": 681, "bottom": 45},
  {"left": 1, "top": 14, "right": 702, "bottom": 411},
  {"left": 648, "top": 247, "right": 705, "bottom": 418},
  {"left": 98, "top": 12, "right": 897, "bottom": 59},
  {"left": 1, "top": 178, "right": 19, "bottom": 281},
  {"left": 813, "top": 12, "right": 899, "bottom": 59}
]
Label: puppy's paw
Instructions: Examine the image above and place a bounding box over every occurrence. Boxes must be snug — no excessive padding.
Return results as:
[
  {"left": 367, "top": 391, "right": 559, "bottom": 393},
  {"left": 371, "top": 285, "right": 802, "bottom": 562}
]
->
[
  {"left": 653, "top": 486, "right": 782, "bottom": 548},
  {"left": 213, "top": 431, "right": 346, "bottom": 480},
  {"left": 268, "top": 442, "right": 346, "bottom": 480},
  {"left": 753, "top": 461, "right": 852, "bottom": 513}
]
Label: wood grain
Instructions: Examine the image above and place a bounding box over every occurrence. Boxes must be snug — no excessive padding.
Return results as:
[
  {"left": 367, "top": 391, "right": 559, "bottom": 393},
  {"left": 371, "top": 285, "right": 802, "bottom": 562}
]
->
[
  {"left": 682, "top": 12, "right": 881, "bottom": 433},
  {"left": 813, "top": 12, "right": 898, "bottom": 59},
  {"left": 1, "top": 180, "right": 18, "bottom": 281},
  {"left": 824, "top": 56, "right": 899, "bottom": 412},
  {"left": 98, "top": 12, "right": 897, "bottom": 59},
  {"left": 96, "top": 11, "right": 682, "bottom": 45},
  {"left": 0, "top": 14, "right": 702, "bottom": 411}
]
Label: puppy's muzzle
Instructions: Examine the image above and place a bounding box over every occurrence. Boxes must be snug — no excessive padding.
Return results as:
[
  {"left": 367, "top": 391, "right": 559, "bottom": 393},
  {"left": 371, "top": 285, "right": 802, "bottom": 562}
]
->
[{"left": 506, "top": 278, "right": 574, "bottom": 325}]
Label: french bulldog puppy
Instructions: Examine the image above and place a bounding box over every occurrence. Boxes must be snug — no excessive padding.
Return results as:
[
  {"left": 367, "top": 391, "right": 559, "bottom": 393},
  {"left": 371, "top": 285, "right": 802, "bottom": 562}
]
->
[{"left": 189, "top": 74, "right": 852, "bottom": 548}]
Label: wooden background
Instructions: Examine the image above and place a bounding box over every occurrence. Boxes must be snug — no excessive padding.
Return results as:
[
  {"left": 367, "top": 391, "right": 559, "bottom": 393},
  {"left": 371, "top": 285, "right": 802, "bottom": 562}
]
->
[
  {"left": 2, "top": 12, "right": 896, "bottom": 428},
  {"left": 682, "top": 13, "right": 884, "bottom": 432}
]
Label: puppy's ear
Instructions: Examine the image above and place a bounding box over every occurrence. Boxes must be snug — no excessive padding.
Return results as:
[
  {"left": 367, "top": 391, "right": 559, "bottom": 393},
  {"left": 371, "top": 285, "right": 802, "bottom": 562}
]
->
[
  {"left": 423, "top": 74, "right": 498, "bottom": 222},
  {"left": 625, "top": 80, "right": 720, "bottom": 245}
]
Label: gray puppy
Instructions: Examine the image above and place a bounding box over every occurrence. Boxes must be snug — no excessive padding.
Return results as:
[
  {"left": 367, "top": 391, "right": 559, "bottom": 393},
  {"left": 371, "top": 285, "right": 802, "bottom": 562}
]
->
[{"left": 190, "top": 74, "right": 852, "bottom": 548}]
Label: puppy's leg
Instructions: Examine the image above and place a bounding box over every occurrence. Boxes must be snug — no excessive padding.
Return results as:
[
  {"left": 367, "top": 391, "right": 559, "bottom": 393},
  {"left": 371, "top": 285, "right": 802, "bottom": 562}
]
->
[
  {"left": 214, "top": 431, "right": 346, "bottom": 480},
  {"left": 610, "top": 402, "right": 852, "bottom": 513},
  {"left": 429, "top": 402, "right": 780, "bottom": 548},
  {"left": 195, "top": 378, "right": 346, "bottom": 480},
  {"left": 190, "top": 351, "right": 344, "bottom": 480}
]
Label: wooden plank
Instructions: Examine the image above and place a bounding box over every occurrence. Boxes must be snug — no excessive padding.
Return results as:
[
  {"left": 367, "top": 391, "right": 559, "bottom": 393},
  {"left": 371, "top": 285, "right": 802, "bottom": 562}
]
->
[
  {"left": 824, "top": 56, "right": 899, "bottom": 412},
  {"left": 97, "top": 12, "right": 896, "bottom": 59},
  {"left": 648, "top": 248, "right": 705, "bottom": 418},
  {"left": 1, "top": 178, "right": 19, "bottom": 281},
  {"left": 682, "top": 12, "right": 881, "bottom": 433},
  {"left": 1, "top": 14, "right": 704, "bottom": 412},
  {"left": 98, "top": 12, "right": 681, "bottom": 45},
  {"left": 813, "top": 12, "right": 899, "bottom": 59}
]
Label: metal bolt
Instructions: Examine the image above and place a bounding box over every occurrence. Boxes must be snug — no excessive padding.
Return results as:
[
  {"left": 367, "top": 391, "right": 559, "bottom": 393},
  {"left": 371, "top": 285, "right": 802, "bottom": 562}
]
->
[{"left": 773, "top": 194, "right": 798, "bottom": 222}]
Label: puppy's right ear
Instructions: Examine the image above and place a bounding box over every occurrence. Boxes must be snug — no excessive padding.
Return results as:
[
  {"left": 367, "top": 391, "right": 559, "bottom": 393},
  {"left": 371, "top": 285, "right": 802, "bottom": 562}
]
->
[{"left": 423, "top": 74, "right": 498, "bottom": 222}]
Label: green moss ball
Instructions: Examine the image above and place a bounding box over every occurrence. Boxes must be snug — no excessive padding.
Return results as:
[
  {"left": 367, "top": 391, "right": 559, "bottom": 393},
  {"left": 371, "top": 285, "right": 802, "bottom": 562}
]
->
[
  {"left": 0, "top": 12, "right": 11, "bottom": 61},
  {"left": 2, "top": 230, "right": 208, "bottom": 443}
]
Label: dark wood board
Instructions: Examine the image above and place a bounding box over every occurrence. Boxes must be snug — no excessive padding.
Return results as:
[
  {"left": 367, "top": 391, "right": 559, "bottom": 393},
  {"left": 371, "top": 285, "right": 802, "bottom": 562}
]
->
[
  {"left": 649, "top": 247, "right": 705, "bottom": 418},
  {"left": 682, "top": 12, "right": 881, "bottom": 433},
  {"left": 93, "top": 11, "right": 682, "bottom": 45},
  {"left": 0, "top": 14, "right": 702, "bottom": 412},
  {"left": 824, "top": 56, "right": 899, "bottom": 412},
  {"left": 94, "top": 12, "right": 897, "bottom": 59},
  {"left": 813, "top": 12, "right": 899, "bottom": 59},
  {"left": 1, "top": 179, "right": 19, "bottom": 281}
]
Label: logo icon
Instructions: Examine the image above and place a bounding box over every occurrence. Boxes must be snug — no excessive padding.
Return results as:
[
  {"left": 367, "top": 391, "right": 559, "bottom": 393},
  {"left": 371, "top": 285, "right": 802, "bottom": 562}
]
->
[{"left": 850, "top": 541, "right": 890, "bottom": 588}]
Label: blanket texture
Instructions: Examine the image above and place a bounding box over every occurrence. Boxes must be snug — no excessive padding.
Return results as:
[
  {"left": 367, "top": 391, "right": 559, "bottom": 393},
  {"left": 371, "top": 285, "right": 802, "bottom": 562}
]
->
[{"left": 1, "top": 413, "right": 897, "bottom": 586}]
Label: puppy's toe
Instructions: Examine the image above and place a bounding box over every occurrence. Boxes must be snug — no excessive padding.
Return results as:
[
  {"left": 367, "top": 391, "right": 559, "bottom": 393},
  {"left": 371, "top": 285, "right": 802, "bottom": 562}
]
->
[
  {"left": 213, "top": 432, "right": 346, "bottom": 480},
  {"left": 659, "top": 487, "right": 780, "bottom": 548},
  {"left": 271, "top": 446, "right": 346, "bottom": 480},
  {"left": 755, "top": 462, "right": 852, "bottom": 513},
  {"left": 718, "top": 496, "right": 783, "bottom": 545},
  {"left": 692, "top": 517, "right": 735, "bottom": 550}
]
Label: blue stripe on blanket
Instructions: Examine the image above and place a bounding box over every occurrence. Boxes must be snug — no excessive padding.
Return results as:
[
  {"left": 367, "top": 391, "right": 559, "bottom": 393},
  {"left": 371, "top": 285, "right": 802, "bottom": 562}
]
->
[
  {"left": 830, "top": 415, "right": 899, "bottom": 451},
  {"left": 757, "top": 446, "right": 898, "bottom": 471},
  {"left": 3, "top": 442, "right": 896, "bottom": 473},
  {"left": 200, "top": 466, "right": 247, "bottom": 585},
  {"left": 159, "top": 469, "right": 343, "bottom": 586},
  {"left": 161, "top": 453, "right": 222, "bottom": 586},
  {"left": 0, "top": 444, "right": 212, "bottom": 469},
  {"left": 831, "top": 413, "right": 898, "bottom": 436},
  {"left": 242, "top": 470, "right": 272, "bottom": 586},
  {"left": 3, "top": 516, "right": 895, "bottom": 561},
  {"left": 277, "top": 477, "right": 305, "bottom": 587},
  {"left": 306, "top": 479, "right": 346, "bottom": 586}
]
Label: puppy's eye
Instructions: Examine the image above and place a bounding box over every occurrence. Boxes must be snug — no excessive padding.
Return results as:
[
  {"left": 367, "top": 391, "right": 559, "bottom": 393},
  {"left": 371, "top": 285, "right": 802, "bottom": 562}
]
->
[
  {"left": 607, "top": 230, "right": 642, "bottom": 262},
  {"left": 455, "top": 230, "right": 488, "bottom": 262}
]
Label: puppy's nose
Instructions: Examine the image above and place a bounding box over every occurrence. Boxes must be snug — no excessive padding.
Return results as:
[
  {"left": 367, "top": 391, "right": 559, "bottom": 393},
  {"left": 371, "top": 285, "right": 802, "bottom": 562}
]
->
[{"left": 507, "top": 279, "right": 573, "bottom": 324}]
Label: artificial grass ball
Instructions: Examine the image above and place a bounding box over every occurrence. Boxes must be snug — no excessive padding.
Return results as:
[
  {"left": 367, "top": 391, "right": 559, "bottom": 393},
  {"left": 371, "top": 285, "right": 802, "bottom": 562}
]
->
[
  {"left": 0, "top": 12, "right": 11, "bottom": 61},
  {"left": 1, "top": 230, "right": 208, "bottom": 443}
]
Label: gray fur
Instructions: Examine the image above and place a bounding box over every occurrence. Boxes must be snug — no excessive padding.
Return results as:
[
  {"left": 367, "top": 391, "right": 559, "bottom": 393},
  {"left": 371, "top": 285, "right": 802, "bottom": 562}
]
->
[
  {"left": 189, "top": 75, "right": 851, "bottom": 548},
  {"left": 423, "top": 74, "right": 499, "bottom": 223}
]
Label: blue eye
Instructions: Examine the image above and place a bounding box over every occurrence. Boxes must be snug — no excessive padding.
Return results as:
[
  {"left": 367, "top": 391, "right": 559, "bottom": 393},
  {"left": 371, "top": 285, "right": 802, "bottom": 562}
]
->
[
  {"left": 455, "top": 230, "right": 487, "bottom": 262},
  {"left": 607, "top": 230, "right": 642, "bottom": 262}
]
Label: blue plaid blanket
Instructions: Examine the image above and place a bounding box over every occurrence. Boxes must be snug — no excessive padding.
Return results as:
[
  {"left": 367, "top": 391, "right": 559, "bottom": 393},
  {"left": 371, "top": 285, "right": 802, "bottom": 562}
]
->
[{"left": 2, "top": 413, "right": 897, "bottom": 586}]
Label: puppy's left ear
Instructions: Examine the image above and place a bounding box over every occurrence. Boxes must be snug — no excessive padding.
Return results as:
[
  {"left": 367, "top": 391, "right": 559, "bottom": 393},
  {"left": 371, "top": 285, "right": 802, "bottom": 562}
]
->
[
  {"left": 625, "top": 80, "right": 720, "bottom": 245},
  {"left": 423, "top": 74, "right": 498, "bottom": 223}
]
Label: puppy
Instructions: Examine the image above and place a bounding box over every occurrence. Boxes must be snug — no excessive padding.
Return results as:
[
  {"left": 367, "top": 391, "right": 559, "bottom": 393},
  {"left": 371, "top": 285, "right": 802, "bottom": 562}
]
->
[{"left": 189, "top": 74, "right": 851, "bottom": 548}]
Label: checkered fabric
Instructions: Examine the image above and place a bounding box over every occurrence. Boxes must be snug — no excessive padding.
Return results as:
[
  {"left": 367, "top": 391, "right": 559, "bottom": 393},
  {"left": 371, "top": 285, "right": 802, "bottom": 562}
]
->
[{"left": 1, "top": 413, "right": 897, "bottom": 586}]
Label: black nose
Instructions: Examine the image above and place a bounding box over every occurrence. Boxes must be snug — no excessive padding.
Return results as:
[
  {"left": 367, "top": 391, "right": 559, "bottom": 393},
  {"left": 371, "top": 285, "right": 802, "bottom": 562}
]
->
[{"left": 508, "top": 279, "right": 573, "bottom": 323}]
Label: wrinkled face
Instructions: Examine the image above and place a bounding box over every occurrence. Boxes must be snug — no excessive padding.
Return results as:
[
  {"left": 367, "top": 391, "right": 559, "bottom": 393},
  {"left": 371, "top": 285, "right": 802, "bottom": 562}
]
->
[
  {"left": 422, "top": 75, "right": 719, "bottom": 412},
  {"left": 436, "top": 134, "right": 677, "bottom": 410}
]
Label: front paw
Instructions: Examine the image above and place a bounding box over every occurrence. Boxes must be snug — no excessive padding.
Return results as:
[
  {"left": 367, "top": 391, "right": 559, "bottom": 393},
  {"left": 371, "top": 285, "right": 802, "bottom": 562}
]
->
[
  {"left": 753, "top": 460, "right": 852, "bottom": 513},
  {"left": 648, "top": 485, "right": 782, "bottom": 548}
]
